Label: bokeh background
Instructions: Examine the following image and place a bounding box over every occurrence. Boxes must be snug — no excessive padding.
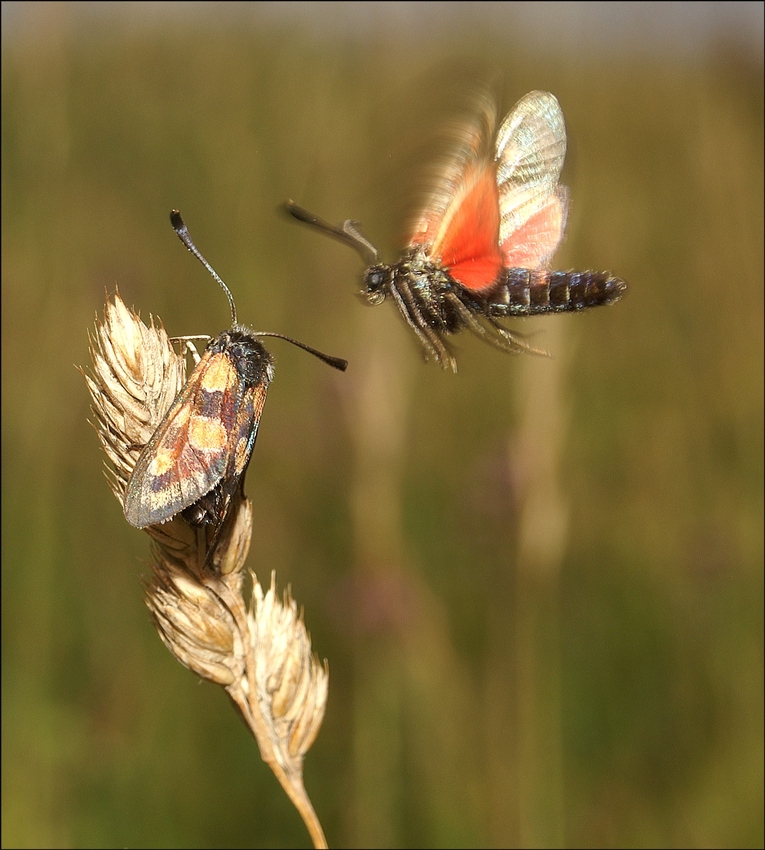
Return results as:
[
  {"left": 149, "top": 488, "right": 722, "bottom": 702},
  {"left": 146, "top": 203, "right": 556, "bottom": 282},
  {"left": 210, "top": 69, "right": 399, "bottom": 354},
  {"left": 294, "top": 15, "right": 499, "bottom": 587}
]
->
[{"left": 2, "top": 2, "right": 763, "bottom": 847}]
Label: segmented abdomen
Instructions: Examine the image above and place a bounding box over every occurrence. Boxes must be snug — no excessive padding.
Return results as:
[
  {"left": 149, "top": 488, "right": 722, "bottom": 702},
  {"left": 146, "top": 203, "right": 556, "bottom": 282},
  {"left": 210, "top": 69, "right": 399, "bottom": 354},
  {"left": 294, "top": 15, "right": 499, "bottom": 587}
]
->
[{"left": 486, "top": 268, "right": 627, "bottom": 316}]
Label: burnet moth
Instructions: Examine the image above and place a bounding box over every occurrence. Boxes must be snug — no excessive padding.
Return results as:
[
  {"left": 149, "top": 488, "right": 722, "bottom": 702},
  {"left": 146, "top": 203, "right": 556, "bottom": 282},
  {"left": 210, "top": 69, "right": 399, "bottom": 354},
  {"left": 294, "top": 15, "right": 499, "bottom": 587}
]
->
[
  {"left": 123, "top": 210, "right": 347, "bottom": 565},
  {"left": 287, "top": 90, "right": 626, "bottom": 371}
]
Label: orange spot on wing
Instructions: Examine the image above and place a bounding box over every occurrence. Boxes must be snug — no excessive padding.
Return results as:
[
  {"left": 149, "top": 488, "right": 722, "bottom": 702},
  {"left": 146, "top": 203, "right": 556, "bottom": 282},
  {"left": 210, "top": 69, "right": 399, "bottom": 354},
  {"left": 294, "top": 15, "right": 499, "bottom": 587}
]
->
[
  {"left": 188, "top": 415, "right": 228, "bottom": 451},
  {"left": 200, "top": 354, "right": 236, "bottom": 393},
  {"left": 146, "top": 407, "right": 192, "bottom": 476}
]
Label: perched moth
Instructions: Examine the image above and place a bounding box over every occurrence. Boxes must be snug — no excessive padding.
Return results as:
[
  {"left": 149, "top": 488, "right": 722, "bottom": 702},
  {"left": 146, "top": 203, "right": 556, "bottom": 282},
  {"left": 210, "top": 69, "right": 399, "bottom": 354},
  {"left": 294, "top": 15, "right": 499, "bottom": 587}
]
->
[
  {"left": 286, "top": 90, "right": 626, "bottom": 371},
  {"left": 123, "top": 210, "right": 347, "bottom": 565}
]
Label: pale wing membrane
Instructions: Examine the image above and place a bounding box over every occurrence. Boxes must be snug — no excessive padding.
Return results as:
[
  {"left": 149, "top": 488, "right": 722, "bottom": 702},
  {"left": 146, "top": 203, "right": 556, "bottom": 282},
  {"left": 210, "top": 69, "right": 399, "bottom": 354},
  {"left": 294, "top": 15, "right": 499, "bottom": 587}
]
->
[
  {"left": 500, "top": 186, "right": 568, "bottom": 269},
  {"left": 495, "top": 91, "right": 567, "bottom": 265},
  {"left": 408, "top": 89, "right": 497, "bottom": 250}
]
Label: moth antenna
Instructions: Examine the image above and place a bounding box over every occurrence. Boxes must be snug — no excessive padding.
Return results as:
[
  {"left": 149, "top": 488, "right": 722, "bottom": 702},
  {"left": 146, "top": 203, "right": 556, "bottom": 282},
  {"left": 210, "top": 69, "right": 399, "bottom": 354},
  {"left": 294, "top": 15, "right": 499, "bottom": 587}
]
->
[
  {"left": 254, "top": 332, "right": 348, "bottom": 372},
  {"left": 170, "top": 209, "right": 238, "bottom": 326},
  {"left": 284, "top": 200, "right": 379, "bottom": 265}
]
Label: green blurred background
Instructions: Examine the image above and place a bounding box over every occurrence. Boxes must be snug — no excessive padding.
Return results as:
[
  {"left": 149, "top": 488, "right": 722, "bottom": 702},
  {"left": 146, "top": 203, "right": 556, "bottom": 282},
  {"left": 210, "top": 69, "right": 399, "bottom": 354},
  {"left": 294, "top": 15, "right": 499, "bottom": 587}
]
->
[{"left": 2, "top": 3, "right": 763, "bottom": 847}]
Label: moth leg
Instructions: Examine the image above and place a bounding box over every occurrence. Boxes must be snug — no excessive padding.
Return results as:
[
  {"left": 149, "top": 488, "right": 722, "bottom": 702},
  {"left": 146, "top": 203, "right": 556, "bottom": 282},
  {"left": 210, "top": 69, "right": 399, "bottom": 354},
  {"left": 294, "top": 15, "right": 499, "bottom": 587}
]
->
[
  {"left": 390, "top": 280, "right": 457, "bottom": 371},
  {"left": 170, "top": 334, "right": 211, "bottom": 365},
  {"left": 444, "top": 291, "right": 549, "bottom": 357},
  {"left": 489, "top": 319, "right": 550, "bottom": 357},
  {"left": 184, "top": 340, "right": 202, "bottom": 365}
]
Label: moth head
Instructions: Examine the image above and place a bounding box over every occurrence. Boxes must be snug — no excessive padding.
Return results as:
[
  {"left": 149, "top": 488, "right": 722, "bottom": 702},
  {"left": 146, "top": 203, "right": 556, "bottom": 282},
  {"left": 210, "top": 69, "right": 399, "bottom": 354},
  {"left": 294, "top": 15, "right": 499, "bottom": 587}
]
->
[{"left": 362, "top": 265, "right": 392, "bottom": 305}]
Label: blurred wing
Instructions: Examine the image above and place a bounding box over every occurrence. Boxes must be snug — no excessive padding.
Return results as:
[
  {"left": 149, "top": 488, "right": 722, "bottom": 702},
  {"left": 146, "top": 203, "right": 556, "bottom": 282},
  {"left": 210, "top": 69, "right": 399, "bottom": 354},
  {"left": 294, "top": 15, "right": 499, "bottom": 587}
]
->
[
  {"left": 495, "top": 91, "right": 568, "bottom": 269},
  {"left": 408, "top": 92, "right": 505, "bottom": 291},
  {"left": 124, "top": 351, "right": 243, "bottom": 528}
]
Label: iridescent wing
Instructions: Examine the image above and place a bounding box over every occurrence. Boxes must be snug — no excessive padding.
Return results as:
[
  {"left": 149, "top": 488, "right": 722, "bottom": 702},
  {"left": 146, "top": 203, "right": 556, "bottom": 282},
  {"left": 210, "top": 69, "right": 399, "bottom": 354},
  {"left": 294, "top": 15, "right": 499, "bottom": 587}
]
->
[
  {"left": 407, "top": 90, "right": 568, "bottom": 292},
  {"left": 495, "top": 90, "right": 568, "bottom": 270}
]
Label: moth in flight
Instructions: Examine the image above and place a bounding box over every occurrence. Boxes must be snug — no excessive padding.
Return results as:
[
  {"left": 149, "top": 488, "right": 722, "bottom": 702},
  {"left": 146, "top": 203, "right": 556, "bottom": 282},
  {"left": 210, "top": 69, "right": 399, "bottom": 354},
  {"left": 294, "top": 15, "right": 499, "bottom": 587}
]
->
[{"left": 287, "top": 90, "right": 626, "bottom": 371}]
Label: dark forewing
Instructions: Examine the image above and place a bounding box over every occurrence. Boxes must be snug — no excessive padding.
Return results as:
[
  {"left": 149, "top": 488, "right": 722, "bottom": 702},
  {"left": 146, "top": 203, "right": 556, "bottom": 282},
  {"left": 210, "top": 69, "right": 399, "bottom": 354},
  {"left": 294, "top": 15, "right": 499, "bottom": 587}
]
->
[{"left": 123, "top": 350, "right": 242, "bottom": 528}]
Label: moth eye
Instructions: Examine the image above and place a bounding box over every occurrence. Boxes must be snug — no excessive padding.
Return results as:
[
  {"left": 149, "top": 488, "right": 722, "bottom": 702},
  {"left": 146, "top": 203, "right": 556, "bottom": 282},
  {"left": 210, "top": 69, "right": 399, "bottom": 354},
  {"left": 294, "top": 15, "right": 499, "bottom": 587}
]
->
[{"left": 365, "top": 268, "right": 387, "bottom": 294}]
